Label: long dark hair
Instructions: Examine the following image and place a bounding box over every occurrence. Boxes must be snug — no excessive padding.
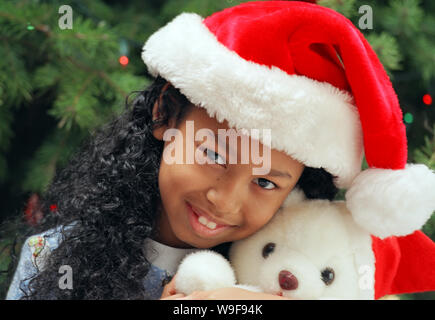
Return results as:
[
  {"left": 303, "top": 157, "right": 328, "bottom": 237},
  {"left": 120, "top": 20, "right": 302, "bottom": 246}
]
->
[{"left": 7, "top": 75, "right": 338, "bottom": 299}]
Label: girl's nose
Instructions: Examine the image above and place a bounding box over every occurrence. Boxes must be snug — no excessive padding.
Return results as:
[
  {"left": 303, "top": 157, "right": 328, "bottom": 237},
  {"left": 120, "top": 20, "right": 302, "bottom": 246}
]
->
[
  {"left": 206, "top": 188, "right": 241, "bottom": 216},
  {"left": 279, "top": 270, "right": 298, "bottom": 290},
  {"left": 206, "top": 175, "right": 243, "bottom": 216}
]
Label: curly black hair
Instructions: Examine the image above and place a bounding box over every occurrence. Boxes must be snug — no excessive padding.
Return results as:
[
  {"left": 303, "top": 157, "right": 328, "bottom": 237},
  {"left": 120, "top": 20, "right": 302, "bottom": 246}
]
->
[{"left": 6, "top": 75, "right": 338, "bottom": 299}]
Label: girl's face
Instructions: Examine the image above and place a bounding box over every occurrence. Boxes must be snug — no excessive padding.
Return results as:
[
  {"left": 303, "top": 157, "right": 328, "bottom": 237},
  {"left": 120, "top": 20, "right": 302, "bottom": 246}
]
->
[{"left": 152, "top": 102, "right": 305, "bottom": 249}]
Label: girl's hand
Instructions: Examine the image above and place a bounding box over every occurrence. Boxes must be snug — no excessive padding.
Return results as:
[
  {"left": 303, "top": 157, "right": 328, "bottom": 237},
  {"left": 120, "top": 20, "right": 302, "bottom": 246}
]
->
[
  {"left": 161, "top": 286, "right": 292, "bottom": 300},
  {"left": 160, "top": 274, "right": 186, "bottom": 299}
]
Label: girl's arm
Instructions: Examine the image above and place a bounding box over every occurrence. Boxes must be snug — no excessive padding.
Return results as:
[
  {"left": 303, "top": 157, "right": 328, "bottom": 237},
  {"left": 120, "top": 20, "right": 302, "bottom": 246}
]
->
[
  {"left": 162, "top": 287, "right": 291, "bottom": 300},
  {"left": 6, "top": 227, "right": 64, "bottom": 300},
  {"left": 6, "top": 236, "right": 38, "bottom": 300},
  {"left": 160, "top": 275, "right": 291, "bottom": 300}
]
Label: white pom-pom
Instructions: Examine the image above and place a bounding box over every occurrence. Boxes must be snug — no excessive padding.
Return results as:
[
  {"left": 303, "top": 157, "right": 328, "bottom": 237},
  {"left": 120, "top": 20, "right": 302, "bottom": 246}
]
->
[
  {"left": 175, "top": 250, "right": 236, "bottom": 295},
  {"left": 346, "top": 164, "right": 435, "bottom": 238}
]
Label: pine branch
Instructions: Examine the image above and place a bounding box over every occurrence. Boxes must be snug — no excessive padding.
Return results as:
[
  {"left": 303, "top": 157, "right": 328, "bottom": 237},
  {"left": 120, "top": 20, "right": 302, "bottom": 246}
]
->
[
  {"left": 366, "top": 32, "right": 403, "bottom": 76},
  {"left": 413, "top": 125, "right": 435, "bottom": 169},
  {"left": 20, "top": 128, "right": 80, "bottom": 193},
  {"left": 318, "top": 0, "right": 358, "bottom": 18}
]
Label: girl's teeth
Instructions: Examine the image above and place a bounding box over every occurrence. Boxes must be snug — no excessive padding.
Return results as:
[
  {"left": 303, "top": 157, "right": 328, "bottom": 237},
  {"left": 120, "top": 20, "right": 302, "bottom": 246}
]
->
[{"left": 198, "top": 215, "right": 217, "bottom": 230}]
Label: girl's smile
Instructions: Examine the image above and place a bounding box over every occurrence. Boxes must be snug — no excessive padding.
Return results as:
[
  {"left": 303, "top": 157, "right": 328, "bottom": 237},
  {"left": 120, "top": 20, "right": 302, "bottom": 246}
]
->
[{"left": 186, "top": 201, "right": 237, "bottom": 238}]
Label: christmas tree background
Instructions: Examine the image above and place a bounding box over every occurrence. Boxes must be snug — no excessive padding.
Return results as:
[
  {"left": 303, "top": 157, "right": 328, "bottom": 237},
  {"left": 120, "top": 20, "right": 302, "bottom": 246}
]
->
[{"left": 0, "top": 0, "right": 434, "bottom": 299}]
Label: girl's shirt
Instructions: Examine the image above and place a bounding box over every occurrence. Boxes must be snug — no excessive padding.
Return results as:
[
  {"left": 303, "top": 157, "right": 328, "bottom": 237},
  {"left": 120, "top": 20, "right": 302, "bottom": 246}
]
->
[{"left": 6, "top": 227, "right": 200, "bottom": 300}]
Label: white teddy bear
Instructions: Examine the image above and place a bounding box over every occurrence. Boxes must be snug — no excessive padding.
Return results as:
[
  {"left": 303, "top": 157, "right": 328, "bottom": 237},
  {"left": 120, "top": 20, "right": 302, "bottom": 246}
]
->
[{"left": 175, "top": 188, "right": 435, "bottom": 300}]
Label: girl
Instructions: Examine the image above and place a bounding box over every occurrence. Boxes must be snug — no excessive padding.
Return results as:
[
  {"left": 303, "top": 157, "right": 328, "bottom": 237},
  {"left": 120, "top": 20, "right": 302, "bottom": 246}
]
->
[
  {"left": 7, "top": 1, "right": 435, "bottom": 300},
  {"left": 5, "top": 75, "right": 336, "bottom": 300}
]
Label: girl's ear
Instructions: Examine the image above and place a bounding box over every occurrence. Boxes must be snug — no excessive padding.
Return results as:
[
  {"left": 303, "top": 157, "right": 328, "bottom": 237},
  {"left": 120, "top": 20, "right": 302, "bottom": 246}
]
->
[{"left": 152, "top": 82, "right": 176, "bottom": 141}]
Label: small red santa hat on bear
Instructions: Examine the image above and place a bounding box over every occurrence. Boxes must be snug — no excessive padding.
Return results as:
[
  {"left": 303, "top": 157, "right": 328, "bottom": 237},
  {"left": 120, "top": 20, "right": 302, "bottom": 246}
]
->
[
  {"left": 372, "top": 231, "right": 435, "bottom": 299},
  {"left": 142, "top": 1, "right": 435, "bottom": 239}
]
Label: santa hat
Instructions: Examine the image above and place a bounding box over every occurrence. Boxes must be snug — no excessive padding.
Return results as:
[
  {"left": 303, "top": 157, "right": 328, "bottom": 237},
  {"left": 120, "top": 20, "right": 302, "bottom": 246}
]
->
[{"left": 141, "top": 1, "right": 435, "bottom": 239}]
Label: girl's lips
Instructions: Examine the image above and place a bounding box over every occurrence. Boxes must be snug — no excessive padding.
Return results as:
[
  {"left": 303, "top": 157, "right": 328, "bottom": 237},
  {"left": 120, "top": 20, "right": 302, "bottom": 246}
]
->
[
  {"left": 188, "top": 202, "right": 235, "bottom": 227},
  {"left": 186, "top": 202, "right": 234, "bottom": 238}
]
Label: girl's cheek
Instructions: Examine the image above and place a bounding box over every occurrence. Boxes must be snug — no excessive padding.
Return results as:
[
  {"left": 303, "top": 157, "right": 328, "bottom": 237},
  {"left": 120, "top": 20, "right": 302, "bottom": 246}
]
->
[
  {"left": 230, "top": 216, "right": 262, "bottom": 240},
  {"left": 161, "top": 162, "right": 197, "bottom": 186},
  {"left": 242, "top": 212, "right": 275, "bottom": 236}
]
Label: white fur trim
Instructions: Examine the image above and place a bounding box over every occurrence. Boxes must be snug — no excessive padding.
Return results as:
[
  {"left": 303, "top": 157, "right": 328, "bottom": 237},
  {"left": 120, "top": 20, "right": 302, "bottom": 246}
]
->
[
  {"left": 142, "top": 13, "right": 364, "bottom": 188},
  {"left": 345, "top": 164, "right": 435, "bottom": 238}
]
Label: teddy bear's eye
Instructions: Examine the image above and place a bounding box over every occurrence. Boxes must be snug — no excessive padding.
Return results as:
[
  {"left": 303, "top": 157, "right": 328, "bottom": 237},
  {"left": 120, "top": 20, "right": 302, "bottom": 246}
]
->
[
  {"left": 320, "top": 267, "right": 335, "bottom": 285},
  {"left": 262, "top": 242, "right": 275, "bottom": 258}
]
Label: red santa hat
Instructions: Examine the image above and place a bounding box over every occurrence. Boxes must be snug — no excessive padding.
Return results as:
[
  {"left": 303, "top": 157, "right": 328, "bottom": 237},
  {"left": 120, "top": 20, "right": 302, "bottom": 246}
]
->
[{"left": 141, "top": 1, "right": 435, "bottom": 239}]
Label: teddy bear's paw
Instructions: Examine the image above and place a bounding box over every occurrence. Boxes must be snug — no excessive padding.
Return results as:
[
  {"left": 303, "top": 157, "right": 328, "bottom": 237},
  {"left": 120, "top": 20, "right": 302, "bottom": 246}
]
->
[{"left": 175, "top": 250, "right": 236, "bottom": 295}]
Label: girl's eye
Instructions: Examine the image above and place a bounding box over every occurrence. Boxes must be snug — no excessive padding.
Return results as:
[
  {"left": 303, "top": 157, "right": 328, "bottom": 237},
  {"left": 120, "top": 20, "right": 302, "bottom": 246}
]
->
[
  {"left": 202, "top": 147, "right": 226, "bottom": 166},
  {"left": 253, "top": 178, "right": 277, "bottom": 190}
]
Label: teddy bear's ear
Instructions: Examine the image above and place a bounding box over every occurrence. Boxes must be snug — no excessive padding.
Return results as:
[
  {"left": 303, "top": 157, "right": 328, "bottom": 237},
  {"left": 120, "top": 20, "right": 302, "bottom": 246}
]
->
[{"left": 280, "top": 187, "right": 306, "bottom": 209}]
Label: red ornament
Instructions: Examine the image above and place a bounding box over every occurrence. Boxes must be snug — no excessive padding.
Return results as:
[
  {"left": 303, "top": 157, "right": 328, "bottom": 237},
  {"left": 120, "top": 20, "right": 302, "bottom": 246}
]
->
[
  {"left": 423, "top": 94, "right": 432, "bottom": 105},
  {"left": 119, "top": 55, "right": 129, "bottom": 66},
  {"left": 49, "top": 204, "right": 58, "bottom": 212},
  {"left": 24, "top": 193, "right": 43, "bottom": 226}
]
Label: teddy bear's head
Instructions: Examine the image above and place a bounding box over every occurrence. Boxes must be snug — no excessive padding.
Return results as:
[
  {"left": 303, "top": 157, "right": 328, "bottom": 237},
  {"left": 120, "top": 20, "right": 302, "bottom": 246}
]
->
[
  {"left": 229, "top": 197, "right": 375, "bottom": 299},
  {"left": 175, "top": 189, "right": 435, "bottom": 299}
]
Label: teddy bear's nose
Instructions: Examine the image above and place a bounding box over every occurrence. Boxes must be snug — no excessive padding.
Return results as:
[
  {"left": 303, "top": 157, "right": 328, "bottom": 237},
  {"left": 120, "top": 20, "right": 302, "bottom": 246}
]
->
[{"left": 279, "top": 270, "right": 298, "bottom": 290}]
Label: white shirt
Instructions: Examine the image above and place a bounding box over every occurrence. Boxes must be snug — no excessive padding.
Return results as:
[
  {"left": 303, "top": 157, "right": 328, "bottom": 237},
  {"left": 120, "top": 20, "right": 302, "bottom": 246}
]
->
[{"left": 143, "top": 237, "right": 201, "bottom": 276}]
